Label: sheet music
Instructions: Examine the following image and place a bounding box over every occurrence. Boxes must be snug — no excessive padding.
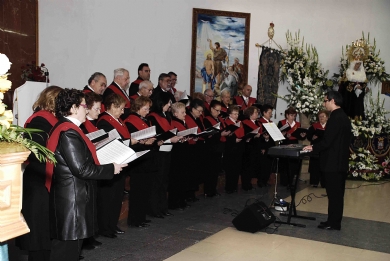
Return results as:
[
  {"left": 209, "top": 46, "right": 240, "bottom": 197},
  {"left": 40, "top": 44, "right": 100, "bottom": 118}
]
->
[
  {"left": 179, "top": 90, "right": 188, "bottom": 100},
  {"left": 123, "top": 150, "right": 150, "bottom": 164},
  {"left": 108, "top": 129, "right": 121, "bottom": 140},
  {"left": 131, "top": 126, "right": 156, "bottom": 140},
  {"left": 97, "top": 139, "right": 136, "bottom": 164},
  {"left": 92, "top": 129, "right": 122, "bottom": 150},
  {"left": 213, "top": 122, "right": 220, "bottom": 130},
  {"left": 170, "top": 128, "right": 177, "bottom": 135},
  {"left": 262, "top": 122, "right": 286, "bottom": 141},
  {"left": 123, "top": 139, "right": 130, "bottom": 146},
  {"left": 279, "top": 123, "right": 290, "bottom": 131},
  {"left": 177, "top": 127, "right": 198, "bottom": 137},
  {"left": 85, "top": 129, "right": 106, "bottom": 140}
]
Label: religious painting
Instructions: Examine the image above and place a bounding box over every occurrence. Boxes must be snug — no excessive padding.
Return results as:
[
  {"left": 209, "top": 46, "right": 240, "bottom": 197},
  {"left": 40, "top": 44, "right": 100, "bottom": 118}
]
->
[{"left": 190, "top": 8, "right": 250, "bottom": 98}]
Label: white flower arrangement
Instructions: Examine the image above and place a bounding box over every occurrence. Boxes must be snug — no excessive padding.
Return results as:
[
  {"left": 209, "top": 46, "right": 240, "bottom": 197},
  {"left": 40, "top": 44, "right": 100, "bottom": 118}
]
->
[
  {"left": 279, "top": 30, "right": 332, "bottom": 123},
  {"left": 333, "top": 32, "right": 389, "bottom": 86},
  {"left": 349, "top": 148, "right": 383, "bottom": 180}
]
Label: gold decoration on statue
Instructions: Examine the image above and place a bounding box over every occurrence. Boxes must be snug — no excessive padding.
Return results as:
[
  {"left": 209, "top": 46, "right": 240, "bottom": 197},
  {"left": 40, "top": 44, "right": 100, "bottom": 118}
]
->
[{"left": 346, "top": 38, "right": 369, "bottom": 62}]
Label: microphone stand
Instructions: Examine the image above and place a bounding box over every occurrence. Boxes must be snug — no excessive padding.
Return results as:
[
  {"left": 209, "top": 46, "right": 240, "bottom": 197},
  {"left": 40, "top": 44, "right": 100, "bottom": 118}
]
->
[
  {"left": 269, "top": 141, "right": 281, "bottom": 208},
  {"left": 42, "top": 66, "right": 49, "bottom": 87}
]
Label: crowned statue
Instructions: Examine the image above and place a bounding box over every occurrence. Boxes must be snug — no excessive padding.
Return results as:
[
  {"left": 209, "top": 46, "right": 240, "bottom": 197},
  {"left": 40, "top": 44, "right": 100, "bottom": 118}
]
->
[{"left": 339, "top": 40, "right": 369, "bottom": 120}]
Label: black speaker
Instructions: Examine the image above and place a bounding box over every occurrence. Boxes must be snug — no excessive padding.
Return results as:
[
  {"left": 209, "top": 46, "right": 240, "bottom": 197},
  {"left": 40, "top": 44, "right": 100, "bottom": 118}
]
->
[{"left": 232, "top": 201, "right": 276, "bottom": 233}]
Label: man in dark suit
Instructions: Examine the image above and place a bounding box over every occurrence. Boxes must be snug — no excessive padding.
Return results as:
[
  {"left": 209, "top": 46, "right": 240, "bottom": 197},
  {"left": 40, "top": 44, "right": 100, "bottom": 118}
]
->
[
  {"left": 303, "top": 91, "right": 352, "bottom": 230},
  {"left": 150, "top": 73, "right": 176, "bottom": 104},
  {"left": 128, "top": 63, "right": 151, "bottom": 96},
  {"left": 83, "top": 72, "right": 107, "bottom": 95}
]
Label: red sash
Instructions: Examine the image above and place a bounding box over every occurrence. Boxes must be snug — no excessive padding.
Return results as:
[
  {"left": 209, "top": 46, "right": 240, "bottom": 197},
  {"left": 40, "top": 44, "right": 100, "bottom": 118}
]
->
[
  {"left": 205, "top": 116, "right": 226, "bottom": 142},
  {"left": 83, "top": 119, "right": 98, "bottom": 133},
  {"left": 204, "top": 102, "right": 211, "bottom": 112},
  {"left": 171, "top": 119, "right": 187, "bottom": 132},
  {"left": 45, "top": 122, "right": 100, "bottom": 192},
  {"left": 280, "top": 119, "right": 300, "bottom": 140},
  {"left": 83, "top": 89, "right": 92, "bottom": 94},
  {"left": 148, "top": 112, "right": 171, "bottom": 132},
  {"left": 24, "top": 110, "right": 58, "bottom": 128},
  {"left": 98, "top": 114, "right": 131, "bottom": 139},
  {"left": 130, "top": 93, "right": 140, "bottom": 100},
  {"left": 258, "top": 117, "right": 272, "bottom": 124},
  {"left": 225, "top": 118, "right": 245, "bottom": 138},
  {"left": 123, "top": 114, "right": 149, "bottom": 130},
  {"left": 133, "top": 78, "right": 143, "bottom": 85},
  {"left": 242, "top": 119, "right": 262, "bottom": 134},
  {"left": 234, "top": 96, "right": 256, "bottom": 110},
  {"left": 312, "top": 122, "right": 325, "bottom": 130},
  {"left": 106, "top": 84, "right": 131, "bottom": 108}
]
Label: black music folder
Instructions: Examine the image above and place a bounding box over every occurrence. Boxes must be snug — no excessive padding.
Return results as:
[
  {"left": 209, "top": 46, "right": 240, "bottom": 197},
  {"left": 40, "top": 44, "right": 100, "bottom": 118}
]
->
[
  {"left": 291, "top": 127, "right": 308, "bottom": 139},
  {"left": 155, "top": 128, "right": 177, "bottom": 141},
  {"left": 314, "top": 128, "right": 325, "bottom": 138},
  {"left": 244, "top": 127, "right": 260, "bottom": 139},
  {"left": 223, "top": 122, "right": 240, "bottom": 132}
]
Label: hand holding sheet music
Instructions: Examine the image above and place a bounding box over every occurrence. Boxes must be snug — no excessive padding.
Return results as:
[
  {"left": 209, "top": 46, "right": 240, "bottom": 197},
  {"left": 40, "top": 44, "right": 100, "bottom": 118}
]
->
[{"left": 96, "top": 139, "right": 149, "bottom": 164}]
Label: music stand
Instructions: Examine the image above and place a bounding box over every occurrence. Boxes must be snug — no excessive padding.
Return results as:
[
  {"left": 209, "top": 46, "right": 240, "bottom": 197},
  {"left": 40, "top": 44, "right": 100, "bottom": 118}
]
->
[{"left": 261, "top": 123, "right": 285, "bottom": 210}]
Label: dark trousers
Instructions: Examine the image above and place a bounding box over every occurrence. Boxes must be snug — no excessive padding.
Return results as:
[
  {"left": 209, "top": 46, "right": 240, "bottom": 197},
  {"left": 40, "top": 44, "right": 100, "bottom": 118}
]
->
[
  {"left": 259, "top": 154, "right": 273, "bottom": 186},
  {"left": 28, "top": 250, "right": 50, "bottom": 261},
  {"left": 309, "top": 158, "right": 326, "bottom": 187},
  {"left": 204, "top": 149, "right": 222, "bottom": 195},
  {"left": 97, "top": 173, "right": 125, "bottom": 235},
  {"left": 324, "top": 171, "right": 347, "bottom": 228},
  {"left": 50, "top": 239, "right": 83, "bottom": 261},
  {"left": 128, "top": 171, "right": 153, "bottom": 225},
  {"left": 224, "top": 143, "right": 243, "bottom": 192},
  {"left": 149, "top": 151, "right": 171, "bottom": 215}
]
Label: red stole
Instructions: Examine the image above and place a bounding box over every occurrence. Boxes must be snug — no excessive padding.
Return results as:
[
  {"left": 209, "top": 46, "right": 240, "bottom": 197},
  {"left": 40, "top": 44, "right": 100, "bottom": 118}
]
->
[
  {"left": 312, "top": 122, "right": 325, "bottom": 130},
  {"left": 45, "top": 122, "right": 100, "bottom": 192},
  {"left": 98, "top": 114, "right": 131, "bottom": 139},
  {"left": 83, "top": 119, "right": 98, "bottom": 133},
  {"left": 148, "top": 112, "right": 171, "bottom": 132},
  {"left": 242, "top": 119, "right": 262, "bottom": 134},
  {"left": 259, "top": 117, "right": 272, "bottom": 124},
  {"left": 170, "top": 87, "right": 177, "bottom": 95},
  {"left": 83, "top": 89, "right": 92, "bottom": 94},
  {"left": 205, "top": 116, "right": 226, "bottom": 142},
  {"left": 123, "top": 114, "right": 149, "bottom": 130},
  {"left": 225, "top": 118, "right": 245, "bottom": 138},
  {"left": 130, "top": 93, "right": 140, "bottom": 100},
  {"left": 171, "top": 118, "right": 187, "bottom": 132},
  {"left": 281, "top": 119, "right": 300, "bottom": 140},
  {"left": 234, "top": 96, "right": 256, "bottom": 110},
  {"left": 204, "top": 102, "right": 211, "bottom": 112},
  {"left": 133, "top": 78, "right": 143, "bottom": 85},
  {"left": 24, "top": 110, "right": 58, "bottom": 128},
  {"left": 106, "top": 83, "right": 131, "bottom": 109}
]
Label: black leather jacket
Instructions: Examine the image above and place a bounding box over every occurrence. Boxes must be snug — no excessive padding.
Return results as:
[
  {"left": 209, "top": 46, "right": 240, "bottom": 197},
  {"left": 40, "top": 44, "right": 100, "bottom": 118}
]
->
[{"left": 49, "top": 119, "right": 114, "bottom": 240}]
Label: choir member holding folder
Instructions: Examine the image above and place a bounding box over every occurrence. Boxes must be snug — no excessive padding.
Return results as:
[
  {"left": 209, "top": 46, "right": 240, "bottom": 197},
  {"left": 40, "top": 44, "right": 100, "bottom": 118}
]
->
[
  {"left": 307, "top": 110, "right": 329, "bottom": 188},
  {"left": 277, "top": 107, "right": 306, "bottom": 186},
  {"left": 241, "top": 106, "right": 262, "bottom": 191},
  {"left": 169, "top": 102, "right": 191, "bottom": 210},
  {"left": 223, "top": 105, "right": 245, "bottom": 194},
  {"left": 184, "top": 99, "right": 206, "bottom": 202},
  {"left": 124, "top": 97, "right": 159, "bottom": 226},
  {"left": 258, "top": 104, "right": 275, "bottom": 187},
  {"left": 148, "top": 92, "right": 181, "bottom": 217},
  {"left": 96, "top": 93, "right": 136, "bottom": 238},
  {"left": 46, "top": 89, "right": 125, "bottom": 261},
  {"left": 203, "top": 100, "right": 231, "bottom": 197},
  {"left": 16, "top": 86, "right": 62, "bottom": 261}
]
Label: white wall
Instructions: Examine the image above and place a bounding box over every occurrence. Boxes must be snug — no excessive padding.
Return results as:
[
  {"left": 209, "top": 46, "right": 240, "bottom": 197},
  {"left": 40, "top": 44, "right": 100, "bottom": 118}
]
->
[{"left": 39, "top": 0, "right": 390, "bottom": 122}]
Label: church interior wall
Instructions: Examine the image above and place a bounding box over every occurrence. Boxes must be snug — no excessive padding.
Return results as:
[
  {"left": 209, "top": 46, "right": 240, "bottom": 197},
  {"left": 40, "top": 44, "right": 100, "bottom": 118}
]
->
[{"left": 39, "top": 0, "right": 390, "bottom": 122}]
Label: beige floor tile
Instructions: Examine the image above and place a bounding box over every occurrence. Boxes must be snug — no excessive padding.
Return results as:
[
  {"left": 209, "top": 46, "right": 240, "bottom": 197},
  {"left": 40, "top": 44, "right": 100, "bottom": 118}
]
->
[
  {"left": 165, "top": 228, "right": 390, "bottom": 261},
  {"left": 283, "top": 180, "right": 390, "bottom": 223}
]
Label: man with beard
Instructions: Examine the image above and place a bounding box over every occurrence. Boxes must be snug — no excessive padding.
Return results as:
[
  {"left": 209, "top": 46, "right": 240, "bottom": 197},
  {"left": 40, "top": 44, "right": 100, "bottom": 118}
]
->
[
  {"left": 128, "top": 63, "right": 151, "bottom": 96},
  {"left": 207, "top": 39, "right": 228, "bottom": 89},
  {"left": 103, "top": 68, "right": 131, "bottom": 120}
]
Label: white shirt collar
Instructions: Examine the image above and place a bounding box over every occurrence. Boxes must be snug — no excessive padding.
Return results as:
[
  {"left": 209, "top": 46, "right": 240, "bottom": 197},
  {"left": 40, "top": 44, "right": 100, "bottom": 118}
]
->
[{"left": 65, "top": 116, "right": 82, "bottom": 127}]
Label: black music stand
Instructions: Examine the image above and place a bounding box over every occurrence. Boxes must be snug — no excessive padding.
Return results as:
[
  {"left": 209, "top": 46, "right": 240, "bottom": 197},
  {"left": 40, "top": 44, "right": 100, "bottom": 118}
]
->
[{"left": 275, "top": 150, "right": 316, "bottom": 228}]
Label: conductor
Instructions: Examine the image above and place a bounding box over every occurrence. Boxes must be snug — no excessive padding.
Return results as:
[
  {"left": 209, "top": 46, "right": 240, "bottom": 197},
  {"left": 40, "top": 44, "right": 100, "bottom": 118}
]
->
[{"left": 303, "top": 91, "right": 352, "bottom": 231}]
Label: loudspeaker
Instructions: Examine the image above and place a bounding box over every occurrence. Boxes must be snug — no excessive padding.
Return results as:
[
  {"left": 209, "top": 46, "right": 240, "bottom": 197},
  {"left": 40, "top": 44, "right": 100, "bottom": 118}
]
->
[{"left": 232, "top": 201, "right": 276, "bottom": 233}]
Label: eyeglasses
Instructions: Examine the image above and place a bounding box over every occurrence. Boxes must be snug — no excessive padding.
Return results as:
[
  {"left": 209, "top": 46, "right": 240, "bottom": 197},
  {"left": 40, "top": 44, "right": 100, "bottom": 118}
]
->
[
  {"left": 194, "top": 108, "right": 204, "bottom": 114},
  {"left": 323, "top": 99, "right": 329, "bottom": 103},
  {"left": 92, "top": 107, "right": 101, "bottom": 112},
  {"left": 212, "top": 107, "right": 221, "bottom": 113},
  {"left": 79, "top": 104, "right": 88, "bottom": 109},
  {"left": 205, "top": 94, "right": 214, "bottom": 98}
]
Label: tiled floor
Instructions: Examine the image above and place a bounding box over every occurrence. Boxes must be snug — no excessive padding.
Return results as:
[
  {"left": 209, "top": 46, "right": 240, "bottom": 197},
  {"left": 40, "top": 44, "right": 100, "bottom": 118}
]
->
[
  {"left": 8, "top": 164, "right": 390, "bottom": 261},
  {"left": 166, "top": 227, "right": 390, "bottom": 261}
]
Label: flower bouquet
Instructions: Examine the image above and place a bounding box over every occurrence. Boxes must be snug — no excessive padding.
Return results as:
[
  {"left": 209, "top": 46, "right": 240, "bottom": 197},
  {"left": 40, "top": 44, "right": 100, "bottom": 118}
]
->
[
  {"left": 21, "top": 61, "right": 49, "bottom": 82},
  {"left": 349, "top": 148, "right": 383, "bottom": 180}
]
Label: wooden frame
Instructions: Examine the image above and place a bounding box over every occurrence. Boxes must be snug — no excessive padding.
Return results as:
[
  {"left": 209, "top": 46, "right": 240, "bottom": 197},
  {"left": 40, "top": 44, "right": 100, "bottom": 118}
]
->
[{"left": 190, "top": 8, "right": 251, "bottom": 97}]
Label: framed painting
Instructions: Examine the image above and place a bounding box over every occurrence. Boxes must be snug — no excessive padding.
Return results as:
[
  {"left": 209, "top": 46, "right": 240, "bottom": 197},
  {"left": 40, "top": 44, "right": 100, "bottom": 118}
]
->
[{"left": 190, "top": 8, "right": 251, "bottom": 97}]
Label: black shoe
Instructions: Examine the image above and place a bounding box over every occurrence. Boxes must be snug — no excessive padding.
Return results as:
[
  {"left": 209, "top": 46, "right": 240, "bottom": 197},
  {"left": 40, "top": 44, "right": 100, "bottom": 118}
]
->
[
  {"left": 319, "top": 221, "right": 328, "bottom": 226},
  {"left": 153, "top": 214, "right": 164, "bottom": 219},
  {"left": 317, "top": 223, "right": 340, "bottom": 230},
  {"left": 79, "top": 256, "right": 84, "bottom": 260},
  {"left": 143, "top": 219, "right": 152, "bottom": 223},
  {"left": 162, "top": 211, "right": 173, "bottom": 216},
  {"left": 90, "top": 237, "right": 102, "bottom": 246},
  {"left": 115, "top": 227, "right": 125, "bottom": 234},
  {"left": 100, "top": 233, "right": 117, "bottom": 238},
  {"left": 82, "top": 243, "right": 96, "bottom": 250}
]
